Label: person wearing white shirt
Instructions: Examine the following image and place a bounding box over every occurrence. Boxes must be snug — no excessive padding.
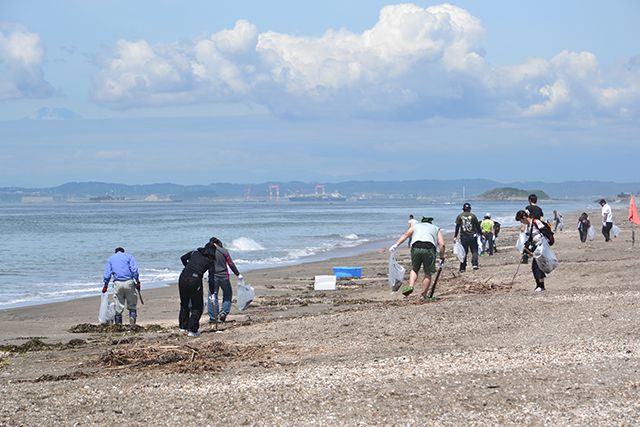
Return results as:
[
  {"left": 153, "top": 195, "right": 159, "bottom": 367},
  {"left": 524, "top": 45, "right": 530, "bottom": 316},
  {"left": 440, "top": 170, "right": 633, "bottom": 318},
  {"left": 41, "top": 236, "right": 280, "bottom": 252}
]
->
[
  {"left": 599, "top": 199, "right": 613, "bottom": 242},
  {"left": 407, "top": 214, "right": 419, "bottom": 248}
]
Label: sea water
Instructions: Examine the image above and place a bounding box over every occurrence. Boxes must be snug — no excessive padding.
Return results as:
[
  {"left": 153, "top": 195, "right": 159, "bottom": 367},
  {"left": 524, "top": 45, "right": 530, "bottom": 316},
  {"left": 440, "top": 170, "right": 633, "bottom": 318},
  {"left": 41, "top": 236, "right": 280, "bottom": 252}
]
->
[{"left": 0, "top": 198, "right": 595, "bottom": 309}]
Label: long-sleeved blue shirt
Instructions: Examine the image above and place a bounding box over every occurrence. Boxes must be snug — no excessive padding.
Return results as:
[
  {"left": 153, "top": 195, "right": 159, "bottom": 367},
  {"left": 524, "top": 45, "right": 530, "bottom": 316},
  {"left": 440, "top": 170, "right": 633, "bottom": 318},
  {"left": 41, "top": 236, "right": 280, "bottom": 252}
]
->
[{"left": 103, "top": 252, "right": 139, "bottom": 285}]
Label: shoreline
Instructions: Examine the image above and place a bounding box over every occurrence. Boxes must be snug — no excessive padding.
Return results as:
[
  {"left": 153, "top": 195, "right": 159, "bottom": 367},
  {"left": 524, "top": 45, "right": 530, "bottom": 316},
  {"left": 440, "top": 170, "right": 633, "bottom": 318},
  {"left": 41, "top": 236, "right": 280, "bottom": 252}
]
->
[
  {"left": 0, "top": 206, "right": 618, "bottom": 338},
  {"left": 0, "top": 200, "right": 600, "bottom": 311}
]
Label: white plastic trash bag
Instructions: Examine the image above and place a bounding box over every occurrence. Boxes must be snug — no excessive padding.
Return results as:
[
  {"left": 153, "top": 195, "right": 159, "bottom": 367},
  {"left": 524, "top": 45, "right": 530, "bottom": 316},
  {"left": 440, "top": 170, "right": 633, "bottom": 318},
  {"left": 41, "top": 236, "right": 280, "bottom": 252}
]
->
[
  {"left": 98, "top": 293, "right": 115, "bottom": 324},
  {"left": 611, "top": 225, "right": 620, "bottom": 238},
  {"left": 453, "top": 240, "right": 466, "bottom": 263},
  {"left": 515, "top": 232, "right": 528, "bottom": 253},
  {"left": 236, "top": 279, "right": 255, "bottom": 311},
  {"left": 587, "top": 225, "right": 596, "bottom": 241},
  {"left": 477, "top": 235, "right": 484, "bottom": 255},
  {"left": 388, "top": 252, "right": 405, "bottom": 291},
  {"left": 533, "top": 239, "right": 559, "bottom": 274}
]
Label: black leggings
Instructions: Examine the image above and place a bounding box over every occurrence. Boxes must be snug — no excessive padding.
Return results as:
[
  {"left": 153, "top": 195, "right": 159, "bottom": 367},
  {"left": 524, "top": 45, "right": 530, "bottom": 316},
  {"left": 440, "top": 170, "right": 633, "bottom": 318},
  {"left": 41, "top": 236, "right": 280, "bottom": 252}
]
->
[
  {"left": 602, "top": 222, "right": 613, "bottom": 241},
  {"left": 178, "top": 271, "right": 204, "bottom": 333},
  {"left": 532, "top": 259, "right": 546, "bottom": 289}
]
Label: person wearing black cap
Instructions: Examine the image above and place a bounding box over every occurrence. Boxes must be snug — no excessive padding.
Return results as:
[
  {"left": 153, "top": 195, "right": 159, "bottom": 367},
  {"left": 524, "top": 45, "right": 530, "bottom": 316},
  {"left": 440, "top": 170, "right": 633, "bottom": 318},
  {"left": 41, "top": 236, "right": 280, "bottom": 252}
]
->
[
  {"left": 454, "top": 203, "right": 481, "bottom": 272},
  {"left": 599, "top": 199, "right": 613, "bottom": 241},
  {"left": 178, "top": 239, "right": 218, "bottom": 337},
  {"left": 389, "top": 216, "right": 446, "bottom": 299}
]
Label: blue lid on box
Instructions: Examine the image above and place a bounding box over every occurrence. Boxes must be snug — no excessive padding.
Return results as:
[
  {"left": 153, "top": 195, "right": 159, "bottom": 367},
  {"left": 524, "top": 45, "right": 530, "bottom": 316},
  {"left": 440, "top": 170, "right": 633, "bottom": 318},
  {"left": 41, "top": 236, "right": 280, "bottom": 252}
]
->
[{"left": 332, "top": 266, "right": 362, "bottom": 278}]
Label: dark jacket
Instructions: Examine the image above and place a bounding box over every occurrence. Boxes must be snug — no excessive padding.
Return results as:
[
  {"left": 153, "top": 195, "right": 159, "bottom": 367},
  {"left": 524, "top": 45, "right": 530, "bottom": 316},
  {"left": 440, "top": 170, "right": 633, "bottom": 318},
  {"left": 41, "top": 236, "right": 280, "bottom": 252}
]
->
[{"left": 181, "top": 245, "right": 217, "bottom": 277}]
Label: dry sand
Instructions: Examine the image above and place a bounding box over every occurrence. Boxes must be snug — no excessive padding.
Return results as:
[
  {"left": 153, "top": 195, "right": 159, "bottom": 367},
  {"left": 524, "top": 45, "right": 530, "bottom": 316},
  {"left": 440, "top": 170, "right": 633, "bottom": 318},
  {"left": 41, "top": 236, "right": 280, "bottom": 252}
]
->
[{"left": 1, "top": 209, "right": 639, "bottom": 426}]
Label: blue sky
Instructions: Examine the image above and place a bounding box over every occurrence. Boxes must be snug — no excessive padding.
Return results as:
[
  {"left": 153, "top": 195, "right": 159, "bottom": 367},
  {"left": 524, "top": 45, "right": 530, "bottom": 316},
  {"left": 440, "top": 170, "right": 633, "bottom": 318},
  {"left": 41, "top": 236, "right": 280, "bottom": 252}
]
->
[{"left": 1, "top": 0, "right": 639, "bottom": 186}]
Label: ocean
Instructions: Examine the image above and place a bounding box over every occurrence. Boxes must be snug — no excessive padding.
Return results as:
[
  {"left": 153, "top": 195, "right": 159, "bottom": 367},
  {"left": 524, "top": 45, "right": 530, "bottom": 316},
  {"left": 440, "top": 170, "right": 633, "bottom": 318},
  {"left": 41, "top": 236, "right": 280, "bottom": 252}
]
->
[{"left": 0, "top": 198, "right": 596, "bottom": 309}]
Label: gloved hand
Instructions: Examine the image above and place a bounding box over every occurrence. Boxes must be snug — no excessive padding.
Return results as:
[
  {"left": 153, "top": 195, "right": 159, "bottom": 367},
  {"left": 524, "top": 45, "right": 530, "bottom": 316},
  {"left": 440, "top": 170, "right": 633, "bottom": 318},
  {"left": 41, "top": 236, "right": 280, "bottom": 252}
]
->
[
  {"left": 438, "top": 259, "right": 445, "bottom": 268},
  {"left": 102, "top": 285, "right": 108, "bottom": 294},
  {"left": 388, "top": 243, "right": 398, "bottom": 252},
  {"left": 238, "top": 274, "right": 244, "bottom": 281},
  {"left": 135, "top": 281, "right": 141, "bottom": 291}
]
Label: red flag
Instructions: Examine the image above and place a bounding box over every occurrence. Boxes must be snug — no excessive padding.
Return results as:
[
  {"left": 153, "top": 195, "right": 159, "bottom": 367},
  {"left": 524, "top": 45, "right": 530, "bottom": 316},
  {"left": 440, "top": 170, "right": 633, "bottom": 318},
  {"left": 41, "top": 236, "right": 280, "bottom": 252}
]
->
[{"left": 629, "top": 196, "right": 640, "bottom": 225}]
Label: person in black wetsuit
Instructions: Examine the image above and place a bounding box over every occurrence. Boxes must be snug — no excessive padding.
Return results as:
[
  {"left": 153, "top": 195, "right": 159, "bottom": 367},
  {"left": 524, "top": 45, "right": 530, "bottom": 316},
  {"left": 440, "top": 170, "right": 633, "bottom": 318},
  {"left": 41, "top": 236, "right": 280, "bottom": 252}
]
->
[{"left": 179, "top": 240, "right": 217, "bottom": 337}]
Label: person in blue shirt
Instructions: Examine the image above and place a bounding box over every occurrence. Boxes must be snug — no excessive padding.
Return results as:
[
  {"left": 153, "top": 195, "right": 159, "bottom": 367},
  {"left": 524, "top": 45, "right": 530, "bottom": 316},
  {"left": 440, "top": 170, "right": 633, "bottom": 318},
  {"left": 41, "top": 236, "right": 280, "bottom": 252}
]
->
[{"left": 103, "top": 247, "right": 141, "bottom": 325}]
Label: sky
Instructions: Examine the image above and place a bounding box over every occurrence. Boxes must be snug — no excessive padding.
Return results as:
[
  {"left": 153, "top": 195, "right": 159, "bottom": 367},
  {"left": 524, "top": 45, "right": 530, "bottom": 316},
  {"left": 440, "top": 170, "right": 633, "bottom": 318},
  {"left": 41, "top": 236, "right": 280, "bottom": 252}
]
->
[{"left": 1, "top": 0, "right": 639, "bottom": 187}]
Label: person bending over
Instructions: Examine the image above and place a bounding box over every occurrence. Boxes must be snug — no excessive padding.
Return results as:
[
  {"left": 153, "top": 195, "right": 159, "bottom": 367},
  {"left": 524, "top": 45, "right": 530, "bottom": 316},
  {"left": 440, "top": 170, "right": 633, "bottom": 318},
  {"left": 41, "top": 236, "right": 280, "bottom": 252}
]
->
[{"left": 389, "top": 216, "right": 445, "bottom": 299}]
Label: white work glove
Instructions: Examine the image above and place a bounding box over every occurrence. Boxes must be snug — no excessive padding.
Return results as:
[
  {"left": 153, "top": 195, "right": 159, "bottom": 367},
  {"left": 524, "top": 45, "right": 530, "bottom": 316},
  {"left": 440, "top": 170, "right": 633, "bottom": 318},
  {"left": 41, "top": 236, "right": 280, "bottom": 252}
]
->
[
  {"left": 238, "top": 274, "right": 244, "bottom": 281},
  {"left": 438, "top": 259, "right": 445, "bottom": 268},
  {"left": 388, "top": 243, "right": 398, "bottom": 252}
]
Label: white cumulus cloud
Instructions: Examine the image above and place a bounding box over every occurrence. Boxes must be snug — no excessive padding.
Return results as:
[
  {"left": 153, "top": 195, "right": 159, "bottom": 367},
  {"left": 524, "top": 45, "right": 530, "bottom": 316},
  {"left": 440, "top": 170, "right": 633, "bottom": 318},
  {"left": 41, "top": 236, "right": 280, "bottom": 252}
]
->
[
  {"left": 0, "top": 23, "right": 53, "bottom": 100},
  {"left": 90, "top": 3, "right": 640, "bottom": 120}
]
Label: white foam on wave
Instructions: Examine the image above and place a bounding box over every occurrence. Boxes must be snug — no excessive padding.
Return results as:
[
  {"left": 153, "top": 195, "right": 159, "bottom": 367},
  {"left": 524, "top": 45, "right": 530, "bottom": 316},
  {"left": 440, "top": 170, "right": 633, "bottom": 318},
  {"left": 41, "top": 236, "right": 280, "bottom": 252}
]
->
[
  {"left": 234, "top": 236, "right": 372, "bottom": 268},
  {"left": 140, "top": 268, "right": 180, "bottom": 283},
  {"left": 228, "top": 237, "right": 265, "bottom": 252},
  {"left": 342, "top": 233, "right": 359, "bottom": 240}
]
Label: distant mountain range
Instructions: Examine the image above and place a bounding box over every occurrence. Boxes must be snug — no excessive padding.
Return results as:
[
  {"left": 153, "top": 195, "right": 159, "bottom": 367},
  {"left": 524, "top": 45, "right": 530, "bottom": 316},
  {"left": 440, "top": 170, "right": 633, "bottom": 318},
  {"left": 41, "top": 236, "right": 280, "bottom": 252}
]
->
[{"left": 0, "top": 179, "right": 638, "bottom": 203}]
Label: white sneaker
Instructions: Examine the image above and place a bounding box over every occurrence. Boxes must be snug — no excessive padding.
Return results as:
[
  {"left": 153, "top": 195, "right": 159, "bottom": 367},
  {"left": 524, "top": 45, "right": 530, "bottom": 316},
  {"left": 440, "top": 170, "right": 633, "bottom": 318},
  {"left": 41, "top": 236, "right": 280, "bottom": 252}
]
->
[
  {"left": 534, "top": 287, "right": 544, "bottom": 292},
  {"left": 187, "top": 331, "right": 201, "bottom": 337},
  {"left": 179, "top": 328, "right": 188, "bottom": 333}
]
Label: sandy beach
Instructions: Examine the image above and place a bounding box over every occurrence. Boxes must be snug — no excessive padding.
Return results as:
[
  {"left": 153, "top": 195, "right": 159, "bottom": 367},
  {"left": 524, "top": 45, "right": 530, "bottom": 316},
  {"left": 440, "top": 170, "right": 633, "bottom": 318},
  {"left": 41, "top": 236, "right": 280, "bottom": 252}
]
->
[{"left": 1, "top": 208, "right": 639, "bottom": 426}]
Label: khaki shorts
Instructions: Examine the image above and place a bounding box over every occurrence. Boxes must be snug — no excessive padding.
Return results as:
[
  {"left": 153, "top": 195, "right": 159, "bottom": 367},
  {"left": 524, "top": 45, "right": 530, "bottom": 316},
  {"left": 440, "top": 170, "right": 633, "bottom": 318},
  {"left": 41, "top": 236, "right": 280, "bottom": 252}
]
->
[{"left": 410, "top": 246, "right": 436, "bottom": 275}]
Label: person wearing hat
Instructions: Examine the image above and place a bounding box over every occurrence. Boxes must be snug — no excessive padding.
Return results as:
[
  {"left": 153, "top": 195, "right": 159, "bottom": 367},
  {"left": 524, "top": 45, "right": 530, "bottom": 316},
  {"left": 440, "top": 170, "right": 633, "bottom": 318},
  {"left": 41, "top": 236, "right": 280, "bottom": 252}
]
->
[
  {"left": 454, "top": 203, "right": 481, "bottom": 272},
  {"left": 389, "top": 216, "right": 445, "bottom": 299},
  {"left": 480, "top": 213, "right": 495, "bottom": 256},
  {"left": 599, "top": 199, "right": 613, "bottom": 241}
]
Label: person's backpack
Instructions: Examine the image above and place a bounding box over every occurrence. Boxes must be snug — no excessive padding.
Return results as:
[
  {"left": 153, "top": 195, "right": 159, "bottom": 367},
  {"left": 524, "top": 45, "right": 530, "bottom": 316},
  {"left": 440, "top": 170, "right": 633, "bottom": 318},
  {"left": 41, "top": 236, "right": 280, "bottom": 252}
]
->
[{"left": 534, "top": 220, "right": 555, "bottom": 246}]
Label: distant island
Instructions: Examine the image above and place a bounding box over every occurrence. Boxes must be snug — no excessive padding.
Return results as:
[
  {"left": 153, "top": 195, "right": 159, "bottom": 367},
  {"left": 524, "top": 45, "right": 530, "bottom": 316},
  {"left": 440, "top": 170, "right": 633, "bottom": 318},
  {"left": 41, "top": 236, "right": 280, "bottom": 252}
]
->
[{"left": 477, "top": 187, "right": 550, "bottom": 201}]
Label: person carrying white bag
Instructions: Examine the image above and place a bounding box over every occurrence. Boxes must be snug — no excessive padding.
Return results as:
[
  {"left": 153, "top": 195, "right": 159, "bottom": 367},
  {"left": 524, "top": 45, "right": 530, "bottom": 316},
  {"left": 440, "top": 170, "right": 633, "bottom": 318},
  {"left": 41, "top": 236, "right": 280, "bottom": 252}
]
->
[
  {"left": 389, "top": 216, "right": 446, "bottom": 299},
  {"left": 516, "top": 210, "right": 558, "bottom": 292}
]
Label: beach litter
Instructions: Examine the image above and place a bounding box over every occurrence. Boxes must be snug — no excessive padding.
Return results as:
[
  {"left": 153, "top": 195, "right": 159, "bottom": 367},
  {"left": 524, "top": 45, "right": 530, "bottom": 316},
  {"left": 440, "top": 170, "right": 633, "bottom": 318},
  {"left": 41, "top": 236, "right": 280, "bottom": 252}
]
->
[
  {"left": 68, "top": 323, "right": 164, "bottom": 334},
  {"left": 0, "top": 338, "right": 87, "bottom": 353},
  {"left": 100, "top": 340, "right": 267, "bottom": 373},
  {"left": 314, "top": 275, "right": 336, "bottom": 291}
]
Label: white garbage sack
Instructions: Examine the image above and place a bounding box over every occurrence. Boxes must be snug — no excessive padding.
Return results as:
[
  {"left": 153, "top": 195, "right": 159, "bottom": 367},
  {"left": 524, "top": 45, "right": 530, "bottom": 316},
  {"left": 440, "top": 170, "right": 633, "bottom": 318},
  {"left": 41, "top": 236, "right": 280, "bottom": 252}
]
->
[
  {"left": 477, "top": 235, "right": 484, "bottom": 255},
  {"left": 388, "top": 252, "right": 405, "bottom": 291},
  {"left": 236, "top": 279, "right": 255, "bottom": 311},
  {"left": 98, "top": 293, "right": 115, "bottom": 324},
  {"left": 611, "top": 225, "right": 621, "bottom": 238},
  {"left": 533, "top": 239, "right": 559, "bottom": 274},
  {"left": 515, "top": 232, "right": 528, "bottom": 253},
  {"left": 453, "top": 240, "right": 466, "bottom": 263},
  {"left": 587, "top": 225, "right": 596, "bottom": 241}
]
